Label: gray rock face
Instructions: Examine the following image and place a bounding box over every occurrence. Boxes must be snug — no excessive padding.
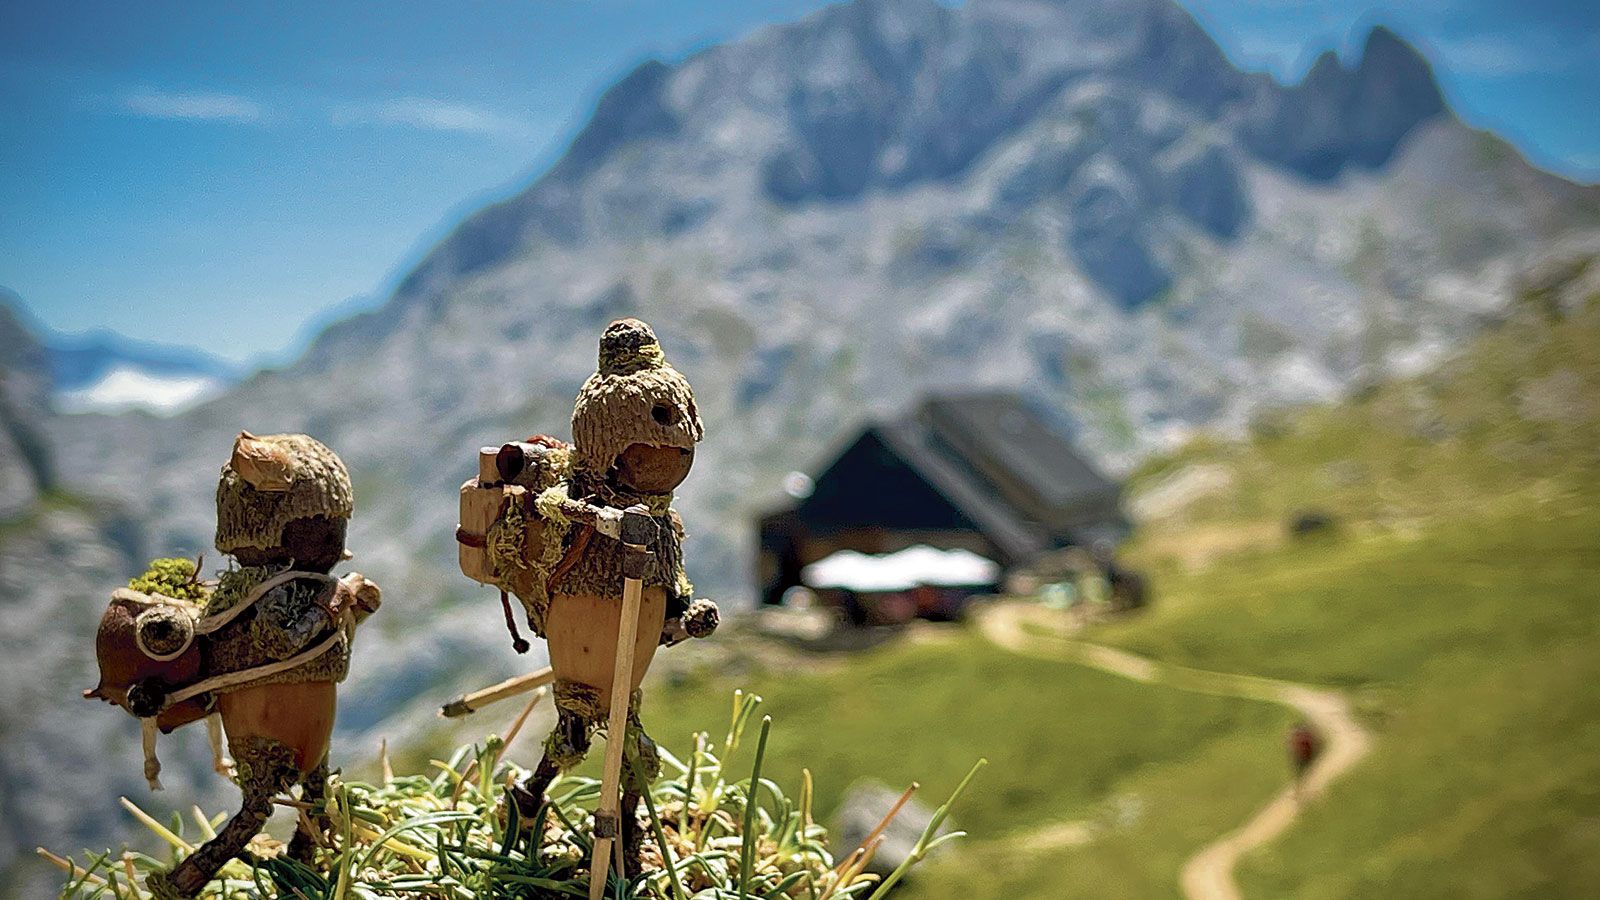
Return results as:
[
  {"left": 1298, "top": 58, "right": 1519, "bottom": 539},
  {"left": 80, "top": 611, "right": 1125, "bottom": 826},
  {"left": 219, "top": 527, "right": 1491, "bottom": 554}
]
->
[
  {"left": 0, "top": 503, "right": 213, "bottom": 895},
  {"left": 1165, "top": 143, "right": 1249, "bottom": 239},
  {"left": 0, "top": 301, "right": 233, "bottom": 893}
]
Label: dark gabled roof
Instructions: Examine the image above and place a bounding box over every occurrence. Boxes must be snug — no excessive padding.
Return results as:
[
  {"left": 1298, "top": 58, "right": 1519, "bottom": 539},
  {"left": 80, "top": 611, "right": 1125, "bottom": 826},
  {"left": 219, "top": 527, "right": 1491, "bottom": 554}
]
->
[
  {"left": 875, "top": 392, "right": 1122, "bottom": 560},
  {"left": 874, "top": 417, "right": 1049, "bottom": 561},
  {"left": 752, "top": 393, "right": 1093, "bottom": 565},
  {"left": 760, "top": 392, "right": 1125, "bottom": 564},
  {"left": 923, "top": 393, "right": 1120, "bottom": 514}
]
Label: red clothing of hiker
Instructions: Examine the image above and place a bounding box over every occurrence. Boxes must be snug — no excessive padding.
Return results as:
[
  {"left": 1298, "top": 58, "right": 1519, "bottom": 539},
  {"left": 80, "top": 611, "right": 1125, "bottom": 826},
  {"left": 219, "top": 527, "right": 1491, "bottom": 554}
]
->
[{"left": 1289, "top": 722, "right": 1321, "bottom": 796}]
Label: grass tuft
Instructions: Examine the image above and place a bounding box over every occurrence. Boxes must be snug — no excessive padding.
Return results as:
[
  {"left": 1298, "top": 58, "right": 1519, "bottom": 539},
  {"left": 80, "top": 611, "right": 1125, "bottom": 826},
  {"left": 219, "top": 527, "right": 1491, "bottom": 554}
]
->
[{"left": 49, "top": 692, "right": 977, "bottom": 899}]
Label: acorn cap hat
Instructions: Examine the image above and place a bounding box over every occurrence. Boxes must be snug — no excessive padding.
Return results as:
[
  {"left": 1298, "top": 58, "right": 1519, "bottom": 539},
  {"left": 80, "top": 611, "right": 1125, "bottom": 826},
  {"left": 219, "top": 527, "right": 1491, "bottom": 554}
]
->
[
  {"left": 215, "top": 431, "right": 353, "bottom": 553},
  {"left": 570, "top": 318, "right": 703, "bottom": 475}
]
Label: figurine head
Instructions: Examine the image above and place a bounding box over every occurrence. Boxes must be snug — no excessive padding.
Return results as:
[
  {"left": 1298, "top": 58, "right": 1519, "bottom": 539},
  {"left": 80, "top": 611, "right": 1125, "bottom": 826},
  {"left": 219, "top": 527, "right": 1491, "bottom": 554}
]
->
[
  {"left": 215, "top": 432, "right": 353, "bottom": 572},
  {"left": 571, "top": 319, "right": 703, "bottom": 493}
]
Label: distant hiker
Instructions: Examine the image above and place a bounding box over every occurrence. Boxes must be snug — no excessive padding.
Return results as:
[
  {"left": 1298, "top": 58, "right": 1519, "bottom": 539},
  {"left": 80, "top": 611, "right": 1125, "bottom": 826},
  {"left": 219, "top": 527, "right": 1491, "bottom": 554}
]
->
[{"left": 1288, "top": 721, "right": 1322, "bottom": 799}]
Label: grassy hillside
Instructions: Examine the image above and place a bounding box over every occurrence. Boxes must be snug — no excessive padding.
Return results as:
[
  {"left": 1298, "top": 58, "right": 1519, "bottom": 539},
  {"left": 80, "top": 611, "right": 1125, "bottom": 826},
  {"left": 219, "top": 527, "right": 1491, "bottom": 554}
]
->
[
  {"left": 642, "top": 271, "right": 1600, "bottom": 898},
  {"left": 1102, "top": 271, "right": 1600, "bottom": 895},
  {"left": 642, "top": 632, "right": 1294, "bottom": 899}
]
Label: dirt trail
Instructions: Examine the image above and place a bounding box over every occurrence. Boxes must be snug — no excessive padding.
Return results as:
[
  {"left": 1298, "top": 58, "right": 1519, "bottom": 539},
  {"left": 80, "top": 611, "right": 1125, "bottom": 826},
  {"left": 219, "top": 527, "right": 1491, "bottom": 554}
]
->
[{"left": 976, "top": 604, "right": 1371, "bottom": 900}]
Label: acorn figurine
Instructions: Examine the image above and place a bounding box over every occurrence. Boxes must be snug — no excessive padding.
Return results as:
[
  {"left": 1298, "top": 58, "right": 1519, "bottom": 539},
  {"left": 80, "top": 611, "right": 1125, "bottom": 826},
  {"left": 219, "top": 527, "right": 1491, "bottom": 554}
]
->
[
  {"left": 85, "top": 432, "right": 380, "bottom": 899},
  {"left": 455, "top": 318, "right": 718, "bottom": 879}
]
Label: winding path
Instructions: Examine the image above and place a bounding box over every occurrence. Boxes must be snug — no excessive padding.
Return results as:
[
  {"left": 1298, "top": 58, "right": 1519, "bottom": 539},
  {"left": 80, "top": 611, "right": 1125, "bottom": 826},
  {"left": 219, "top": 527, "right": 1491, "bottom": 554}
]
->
[{"left": 975, "top": 604, "right": 1372, "bottom": 900}]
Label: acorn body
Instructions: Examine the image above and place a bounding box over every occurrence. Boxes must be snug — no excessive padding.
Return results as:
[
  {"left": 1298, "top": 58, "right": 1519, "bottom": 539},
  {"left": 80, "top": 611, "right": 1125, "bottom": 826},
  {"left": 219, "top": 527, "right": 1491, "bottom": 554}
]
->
[
  {"left": 545, "top": 586, "right": 668, "bottom": 712},
  {"left": 217, "top": 681, "right": 337, "bottom": 772}
]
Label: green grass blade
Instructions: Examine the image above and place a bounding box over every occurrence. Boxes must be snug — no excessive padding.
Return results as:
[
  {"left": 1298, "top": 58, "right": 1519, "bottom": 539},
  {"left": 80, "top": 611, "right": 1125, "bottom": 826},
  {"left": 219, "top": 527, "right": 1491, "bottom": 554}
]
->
[{"left": 738, "top": 716, "right": 773, "bottom": 899}]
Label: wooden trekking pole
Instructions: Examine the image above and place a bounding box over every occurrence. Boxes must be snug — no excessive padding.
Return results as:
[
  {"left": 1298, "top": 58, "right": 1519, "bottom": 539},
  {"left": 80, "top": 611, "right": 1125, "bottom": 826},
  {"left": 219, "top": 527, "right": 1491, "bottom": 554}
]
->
[
  {"left": 589, "top": 510, "right": 652, "bottom": 900},
  {"left": 439, "top": 667, "right": 555, "bottom": 718}
]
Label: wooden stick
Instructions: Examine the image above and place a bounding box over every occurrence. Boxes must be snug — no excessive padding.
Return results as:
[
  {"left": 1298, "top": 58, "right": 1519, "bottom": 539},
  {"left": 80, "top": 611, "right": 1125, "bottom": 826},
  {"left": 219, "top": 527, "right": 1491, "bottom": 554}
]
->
[
  {"left": 499, "top": 685, "right": 547, "bottom": 755},
  {"left": 834, "top": 782, "right": 919, "bottom": 876},
  {"left": 439, "top": 667, "right": 555, "bottom": 718},
  {"left": 140, "top": 718, "right": 162, "bottom": 790},
  {"left": 206, "top": 712, "right": 234, "bottom": 778},
  {"left": 589, "top": 544, "right": 647, "bottom": 900},
  {"left": 451, "top": 686, "right": 548, "bottom": 807}
]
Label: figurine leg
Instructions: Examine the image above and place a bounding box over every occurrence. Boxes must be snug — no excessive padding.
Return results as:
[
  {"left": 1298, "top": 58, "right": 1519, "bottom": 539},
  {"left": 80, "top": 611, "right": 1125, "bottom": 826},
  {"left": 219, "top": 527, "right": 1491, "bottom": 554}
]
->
[
  {"left": 509, "top": 682, "right": 599, "bottom": 825},
  {"left": 509, "top": 753, "right": 563, "bottom": 822},
  {"left": 150, "top": 737, "right": 298, "bottom": 898},
  {"left": 619, "top": 787, "right": 646, "bottom": 878},
  {"left": 288, "top": 756, "right": 331, "bottom": 865}
]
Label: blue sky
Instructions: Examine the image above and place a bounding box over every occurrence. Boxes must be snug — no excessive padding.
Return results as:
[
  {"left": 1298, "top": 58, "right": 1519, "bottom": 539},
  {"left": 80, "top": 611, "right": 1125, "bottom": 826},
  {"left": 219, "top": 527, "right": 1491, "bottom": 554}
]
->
[{"left": 2, "top": 0, "right": 1596, "bottom": 365}]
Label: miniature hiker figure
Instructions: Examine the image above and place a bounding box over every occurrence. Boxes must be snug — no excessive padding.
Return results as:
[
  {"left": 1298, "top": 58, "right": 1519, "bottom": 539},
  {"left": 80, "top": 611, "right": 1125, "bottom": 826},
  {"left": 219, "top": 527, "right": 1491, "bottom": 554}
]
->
[
  {"left": 455, "top": 318, "right": 718, "bottom": 879},
  {"left": 1289, "top": 719, "right": 1322, "bottom": 801},
  {"left": 85, "top": 432, "right": 381, "bottom": 899}
]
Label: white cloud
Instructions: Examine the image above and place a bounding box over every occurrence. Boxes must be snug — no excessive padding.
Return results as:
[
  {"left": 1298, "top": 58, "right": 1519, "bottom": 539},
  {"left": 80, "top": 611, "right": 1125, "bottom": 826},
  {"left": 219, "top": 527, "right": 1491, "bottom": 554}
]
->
[
  {"left": 330, "top": 97, "right": 534, "bottom": 138},
  {"left": 119, "top": 89, "right": 265, "bottom": 123}
]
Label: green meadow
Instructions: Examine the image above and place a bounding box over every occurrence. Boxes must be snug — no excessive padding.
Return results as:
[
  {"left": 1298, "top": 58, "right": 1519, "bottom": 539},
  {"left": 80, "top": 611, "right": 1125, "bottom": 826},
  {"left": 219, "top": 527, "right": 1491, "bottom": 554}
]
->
[{"left": 643, "top": 631, "right": 1294, "bottom": 899}]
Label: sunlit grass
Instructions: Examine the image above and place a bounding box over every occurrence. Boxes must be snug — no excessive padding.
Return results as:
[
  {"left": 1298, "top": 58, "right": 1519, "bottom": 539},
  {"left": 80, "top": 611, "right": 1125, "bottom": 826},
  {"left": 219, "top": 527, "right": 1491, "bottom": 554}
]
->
[
  {"left": 49, "top": 692, "right": 982, "bottom": 899},
  {"left": 627, "top": 628, "right": 1293, "bottom": 899}
]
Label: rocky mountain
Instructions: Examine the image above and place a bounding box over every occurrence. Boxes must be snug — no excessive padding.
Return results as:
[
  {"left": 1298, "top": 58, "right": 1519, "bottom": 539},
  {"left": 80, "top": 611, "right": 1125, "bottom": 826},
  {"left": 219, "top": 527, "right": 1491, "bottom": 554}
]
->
[{"left": 6, "top": 0, "right": 1600, "bottom": 882}]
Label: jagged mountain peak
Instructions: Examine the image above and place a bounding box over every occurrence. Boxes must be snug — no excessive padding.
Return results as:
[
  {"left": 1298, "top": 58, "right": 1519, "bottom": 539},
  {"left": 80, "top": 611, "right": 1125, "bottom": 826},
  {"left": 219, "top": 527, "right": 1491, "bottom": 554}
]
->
[
  {"left": 1241, "top": 23, "right": 1444, "bottom": 180},
  {"left": 554, "top": 58, "right": 680, "bottom": 183},
  {"left": 152, "top": 0, "right": 1592, "bottom": 580}
]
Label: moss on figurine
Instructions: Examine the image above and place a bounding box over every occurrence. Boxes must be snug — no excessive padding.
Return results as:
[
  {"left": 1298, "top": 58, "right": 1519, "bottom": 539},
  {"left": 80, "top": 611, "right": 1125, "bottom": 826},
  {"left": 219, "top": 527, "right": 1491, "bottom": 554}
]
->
[
  {"left": 457, "top": 318, "right": 718, "bottom": 877},
  {"left": 85, "top": 432, "right": 381, "bottom": 899}
]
